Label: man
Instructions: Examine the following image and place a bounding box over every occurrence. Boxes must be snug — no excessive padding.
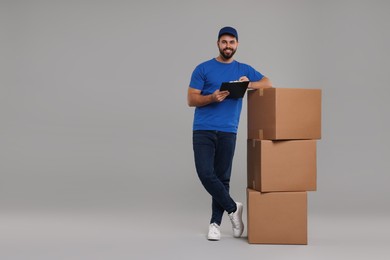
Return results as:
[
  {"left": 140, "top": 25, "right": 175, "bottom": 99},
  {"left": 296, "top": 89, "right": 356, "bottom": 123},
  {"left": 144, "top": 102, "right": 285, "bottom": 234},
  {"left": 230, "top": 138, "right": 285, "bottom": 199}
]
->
[{"left": 187, "top": 26, "right": 272, "bottom": 241}]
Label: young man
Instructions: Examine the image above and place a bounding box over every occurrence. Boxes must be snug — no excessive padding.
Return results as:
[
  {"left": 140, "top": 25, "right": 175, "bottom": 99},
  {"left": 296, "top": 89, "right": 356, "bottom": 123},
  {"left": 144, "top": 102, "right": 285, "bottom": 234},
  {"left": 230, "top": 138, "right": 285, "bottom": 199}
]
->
[{"left": 187, "top": 26, "right": 272, "bottom": 241}]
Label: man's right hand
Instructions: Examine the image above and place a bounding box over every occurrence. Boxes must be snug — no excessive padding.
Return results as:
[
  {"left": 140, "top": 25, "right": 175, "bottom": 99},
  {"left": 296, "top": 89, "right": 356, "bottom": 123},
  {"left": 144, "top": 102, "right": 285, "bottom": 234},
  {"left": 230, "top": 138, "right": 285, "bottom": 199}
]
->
[{"left": 212, "top": 89, "right": 230, "bottom": 102}]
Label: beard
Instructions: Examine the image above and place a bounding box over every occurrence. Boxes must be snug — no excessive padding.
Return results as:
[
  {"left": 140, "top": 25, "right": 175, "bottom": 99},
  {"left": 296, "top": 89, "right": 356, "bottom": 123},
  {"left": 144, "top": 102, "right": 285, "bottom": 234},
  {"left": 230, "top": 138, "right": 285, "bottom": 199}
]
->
[{"left": 219, "top": 47, "right": 236, "bottom": 60}]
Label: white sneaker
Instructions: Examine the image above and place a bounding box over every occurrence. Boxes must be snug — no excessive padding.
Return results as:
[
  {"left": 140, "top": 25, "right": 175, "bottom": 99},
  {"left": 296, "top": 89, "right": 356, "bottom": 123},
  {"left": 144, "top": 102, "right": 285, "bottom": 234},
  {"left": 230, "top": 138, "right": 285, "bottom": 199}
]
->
[
  {"left": 207, "top": 223, "right": 221, "bottom": 241},
  {"left": 228, "top": 202, "right": 244, "bottom": 238}
]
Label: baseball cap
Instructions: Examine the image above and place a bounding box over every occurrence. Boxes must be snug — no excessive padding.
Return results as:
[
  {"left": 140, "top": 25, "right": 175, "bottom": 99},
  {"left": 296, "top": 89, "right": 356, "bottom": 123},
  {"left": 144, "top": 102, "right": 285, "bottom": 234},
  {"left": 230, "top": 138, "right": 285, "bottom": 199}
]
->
[{"left": 218, "top": 26, "right": 238, "bottom": 40}]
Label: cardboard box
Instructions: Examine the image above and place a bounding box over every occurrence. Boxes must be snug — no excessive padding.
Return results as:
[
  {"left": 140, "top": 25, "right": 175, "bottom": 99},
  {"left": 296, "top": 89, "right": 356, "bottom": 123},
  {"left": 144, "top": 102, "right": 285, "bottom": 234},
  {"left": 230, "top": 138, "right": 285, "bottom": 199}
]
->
[
  {"left": 247, "top": 139, "right": 317, "bottom": 192},
  {"left": 247, "top": 188, "right": 307, "bottom": 244},
  {"left": 248, "top": 88, "right": 321, "bottom": 140}
]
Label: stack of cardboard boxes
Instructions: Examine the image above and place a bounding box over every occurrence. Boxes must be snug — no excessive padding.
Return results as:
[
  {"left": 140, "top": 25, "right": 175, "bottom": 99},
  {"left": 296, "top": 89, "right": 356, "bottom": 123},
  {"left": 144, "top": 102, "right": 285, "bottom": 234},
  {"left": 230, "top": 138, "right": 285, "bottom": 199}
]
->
[{"left": 246, "top": 88, "right": 322, "bottom": 244}]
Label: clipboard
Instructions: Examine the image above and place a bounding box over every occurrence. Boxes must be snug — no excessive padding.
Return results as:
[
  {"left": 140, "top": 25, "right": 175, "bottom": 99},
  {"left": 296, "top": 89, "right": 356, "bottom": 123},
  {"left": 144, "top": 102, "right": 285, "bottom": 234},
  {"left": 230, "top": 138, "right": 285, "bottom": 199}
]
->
[{"left": 219, "top": 81, "right": 250, "bottom": 99}]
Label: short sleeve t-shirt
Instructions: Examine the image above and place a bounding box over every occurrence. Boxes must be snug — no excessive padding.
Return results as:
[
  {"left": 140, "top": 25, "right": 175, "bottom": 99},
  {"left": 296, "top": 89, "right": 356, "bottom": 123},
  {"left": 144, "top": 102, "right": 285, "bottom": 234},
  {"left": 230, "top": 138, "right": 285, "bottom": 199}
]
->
[{"left": 189, "top": 58, "right": 264, "bottom": 133}]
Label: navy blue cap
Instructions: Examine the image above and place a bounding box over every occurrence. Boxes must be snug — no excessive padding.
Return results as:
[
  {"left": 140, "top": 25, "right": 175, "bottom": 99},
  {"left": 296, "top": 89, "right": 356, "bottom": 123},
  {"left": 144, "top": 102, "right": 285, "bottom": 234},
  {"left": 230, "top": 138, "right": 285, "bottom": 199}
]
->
[{"left": 218, "top": 26, "right": 238, "bottom": 40}]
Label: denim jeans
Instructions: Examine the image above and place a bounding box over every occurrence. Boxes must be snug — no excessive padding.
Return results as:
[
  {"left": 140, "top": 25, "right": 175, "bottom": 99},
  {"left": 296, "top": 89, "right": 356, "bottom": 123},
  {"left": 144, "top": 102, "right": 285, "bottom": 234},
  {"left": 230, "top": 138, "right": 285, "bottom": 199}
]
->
[{"left": 192, "top": 130, "right": 237, "bottom": 225}]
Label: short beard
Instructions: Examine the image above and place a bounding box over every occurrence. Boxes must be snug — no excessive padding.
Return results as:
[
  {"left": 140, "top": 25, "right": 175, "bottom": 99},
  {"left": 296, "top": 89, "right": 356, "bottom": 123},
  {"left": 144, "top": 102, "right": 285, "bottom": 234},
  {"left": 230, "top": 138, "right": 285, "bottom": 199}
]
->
[{"left": 219, "top": 47, "right": 236, "bottom": 60}]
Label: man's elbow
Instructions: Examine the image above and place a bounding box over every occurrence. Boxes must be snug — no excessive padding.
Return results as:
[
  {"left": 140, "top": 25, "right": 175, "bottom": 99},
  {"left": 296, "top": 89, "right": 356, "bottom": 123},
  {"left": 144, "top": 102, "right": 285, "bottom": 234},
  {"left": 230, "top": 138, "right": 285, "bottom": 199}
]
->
[
  {"left": 263, "top": 77, "right": 273, "bottom": 88},
  {"left": 187, "top": 91, "right": 200, "bottom": 107},
  {"left": 187, "top": 97, "right": 196, "bottom": 107},
  {"left": 266, "top": 81, "right": 273, "bottom": 88}
]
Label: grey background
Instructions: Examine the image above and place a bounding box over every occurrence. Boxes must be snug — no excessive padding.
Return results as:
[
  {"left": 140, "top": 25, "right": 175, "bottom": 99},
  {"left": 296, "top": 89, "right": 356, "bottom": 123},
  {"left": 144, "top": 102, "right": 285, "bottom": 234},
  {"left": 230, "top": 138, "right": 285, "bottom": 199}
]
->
[{"left": 1, "top": 0, "right": 389, "bottom": 259}]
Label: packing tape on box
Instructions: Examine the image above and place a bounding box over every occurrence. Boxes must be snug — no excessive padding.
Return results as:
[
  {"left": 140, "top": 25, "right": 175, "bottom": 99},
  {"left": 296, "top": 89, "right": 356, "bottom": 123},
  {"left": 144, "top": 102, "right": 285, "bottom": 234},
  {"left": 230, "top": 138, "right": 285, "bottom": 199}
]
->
[
  {"left": 252, "top": 139, "right": 256, "bottom": 148},
  {"left": 259, "top": 88, "right": 264, "bottom": 96},
  {"left": 259, "top": 129, "right": 264, "bottom": 139}
]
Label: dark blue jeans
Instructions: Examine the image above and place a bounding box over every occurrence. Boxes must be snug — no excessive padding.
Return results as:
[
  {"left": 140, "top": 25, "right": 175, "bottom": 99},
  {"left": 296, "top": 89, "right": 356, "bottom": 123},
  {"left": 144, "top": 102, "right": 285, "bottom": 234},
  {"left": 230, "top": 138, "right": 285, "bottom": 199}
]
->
[{"left": 192, "top": 130, "right": 237, "bottom": 225}]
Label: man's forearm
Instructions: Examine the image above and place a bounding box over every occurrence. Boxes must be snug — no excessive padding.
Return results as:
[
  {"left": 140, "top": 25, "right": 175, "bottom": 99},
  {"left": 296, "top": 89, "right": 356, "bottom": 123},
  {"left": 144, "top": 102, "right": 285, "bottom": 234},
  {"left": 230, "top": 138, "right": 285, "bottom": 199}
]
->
[
  {"left": 188, "top": 93, "right": 214, "bottom": 107},
  {"left": 188, "top": 88, "right": 230, "bottom": 107},
  {"left": 248, "top": 77, "right": 273, "bottom": 89}
]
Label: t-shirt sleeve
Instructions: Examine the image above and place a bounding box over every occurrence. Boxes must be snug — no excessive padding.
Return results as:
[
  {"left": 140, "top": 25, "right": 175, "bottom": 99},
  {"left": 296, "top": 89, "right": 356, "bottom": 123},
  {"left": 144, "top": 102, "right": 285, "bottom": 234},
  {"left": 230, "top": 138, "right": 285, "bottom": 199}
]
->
[
  {"left": 246, "top": 65, "right": 264, "bottom": 82},
  {"left": 189, "top": 65, "right": 205, "bottom": 90}
]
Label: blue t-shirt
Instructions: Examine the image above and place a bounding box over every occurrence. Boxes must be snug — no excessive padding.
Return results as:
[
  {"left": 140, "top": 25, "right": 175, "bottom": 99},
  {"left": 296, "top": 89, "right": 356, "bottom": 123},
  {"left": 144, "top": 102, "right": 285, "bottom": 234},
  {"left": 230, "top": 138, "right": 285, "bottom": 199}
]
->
[{"left": 189, "top": 58, "right": 264, "bottom": 133}]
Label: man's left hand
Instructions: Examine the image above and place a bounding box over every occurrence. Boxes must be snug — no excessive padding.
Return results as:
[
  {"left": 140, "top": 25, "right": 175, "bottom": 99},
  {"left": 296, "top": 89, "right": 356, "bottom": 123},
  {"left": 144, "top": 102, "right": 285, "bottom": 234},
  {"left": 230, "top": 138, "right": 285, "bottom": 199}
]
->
[{"left": 239, "top": 76, "right": 249, "bottom": 82}]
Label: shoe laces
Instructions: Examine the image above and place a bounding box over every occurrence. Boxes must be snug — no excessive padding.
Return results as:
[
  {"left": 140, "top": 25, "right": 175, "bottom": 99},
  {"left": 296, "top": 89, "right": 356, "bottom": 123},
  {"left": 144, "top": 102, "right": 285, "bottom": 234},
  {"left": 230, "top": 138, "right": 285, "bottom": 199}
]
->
[
  {"left": 229, "top": 212, "right": 239, "bottom": 228},
  {"left": 209, "top": 223, "right": 220, "bottom": 234}
]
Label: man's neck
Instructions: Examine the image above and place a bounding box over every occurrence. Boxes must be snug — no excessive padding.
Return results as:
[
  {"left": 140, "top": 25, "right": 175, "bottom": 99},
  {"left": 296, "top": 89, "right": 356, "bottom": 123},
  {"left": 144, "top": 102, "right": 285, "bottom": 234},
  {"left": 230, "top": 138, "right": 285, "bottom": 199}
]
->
[{"left": 216, "top": 55, "right": 234, "bottom": 64}]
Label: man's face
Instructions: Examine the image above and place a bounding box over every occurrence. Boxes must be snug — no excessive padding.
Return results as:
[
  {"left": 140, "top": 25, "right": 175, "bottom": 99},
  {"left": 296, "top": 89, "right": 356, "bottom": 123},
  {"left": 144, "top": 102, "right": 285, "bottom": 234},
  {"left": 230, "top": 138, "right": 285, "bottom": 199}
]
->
[{"left": 217, "top": 34, "right": 238, "bottom": 60}]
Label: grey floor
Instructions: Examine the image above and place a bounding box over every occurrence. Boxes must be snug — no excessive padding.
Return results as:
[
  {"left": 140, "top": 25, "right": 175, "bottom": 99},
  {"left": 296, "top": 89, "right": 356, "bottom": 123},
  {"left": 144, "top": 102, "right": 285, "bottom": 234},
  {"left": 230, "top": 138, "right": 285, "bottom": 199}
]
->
[{"left": 1, "top": 207, "right": 389, "bottom": 260}]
